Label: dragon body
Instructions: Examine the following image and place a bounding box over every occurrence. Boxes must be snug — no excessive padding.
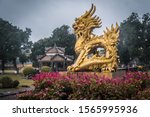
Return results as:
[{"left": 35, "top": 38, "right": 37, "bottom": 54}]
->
[{"left": 68, "top": 4, "right": 119, "bottom": 72}]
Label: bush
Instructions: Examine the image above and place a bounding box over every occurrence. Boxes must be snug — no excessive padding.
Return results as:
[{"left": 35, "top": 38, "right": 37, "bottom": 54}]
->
[
  {"left": 0, "top": 76, "right": 13, "bottom": 88},
  {"left": 18, "top": 72, "right": 150, "bottom": 100},
  {"left": 132, "top": 88, "right": 150, "bottom": 99},
  {"left": 0, "top": 76, "right": 20, "bottom": 88},
  {"left": 0, "top": 83, "right": 2, "bottom": 88},
  {"left": 23, "top": 67, "right": 36, "bottom": 77},
  {"left": 12, "top": 80, "right": 20, "bottom": 88},
  {"left": 41, "top": 66, "right": 51, "bottom": 72}
]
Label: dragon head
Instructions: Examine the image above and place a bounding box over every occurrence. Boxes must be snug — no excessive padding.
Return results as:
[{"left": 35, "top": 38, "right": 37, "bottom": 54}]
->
[{"left": 73, "top": 4, "right": 102, "bottom": 39}]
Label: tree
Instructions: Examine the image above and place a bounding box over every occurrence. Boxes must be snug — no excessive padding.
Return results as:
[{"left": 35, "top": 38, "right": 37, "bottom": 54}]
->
[
  {"left": 19, "top": 53, "right": 29, "bottom": 67},
  {"left": 0, "top": 18, "right": 32, "bottom": 73},
  {"left": 138, "top": 13, "right": 150, "bottom": 64},
  {"left": 45, "top": 25, "right": 76, "bottom": 55},
  {"left": 118, "top": 13, "right": 139, "bottom": 65},
  {"left": 30, "top": 39, "right": 46, "bottom": 67},
  {"left": 119, "top": 12, "right": 150, "bottom": 66}
]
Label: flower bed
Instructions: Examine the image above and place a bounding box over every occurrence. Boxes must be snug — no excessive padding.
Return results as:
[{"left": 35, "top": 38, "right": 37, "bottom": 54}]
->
[{"left": 18, "top": 72, "right": 150, "bottom": 100}]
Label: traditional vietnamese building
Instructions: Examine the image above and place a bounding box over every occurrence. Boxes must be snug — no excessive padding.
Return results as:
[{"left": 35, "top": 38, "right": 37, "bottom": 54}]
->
[{"left": 38, "top": 45, "right": 73, "bottom": 71}]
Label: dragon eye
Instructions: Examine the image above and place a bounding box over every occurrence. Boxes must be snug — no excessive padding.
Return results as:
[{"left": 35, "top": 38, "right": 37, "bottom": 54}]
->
[
  {"left": 74, "top": 27, "right": 78, "bottom": 30},
  {"left": 73, "top": 25, "right": 78, "bottom": 30}
]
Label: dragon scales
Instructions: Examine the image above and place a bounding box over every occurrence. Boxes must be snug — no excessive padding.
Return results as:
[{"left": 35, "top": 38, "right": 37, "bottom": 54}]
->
[{"left": 68, "top": 4, "right": 119, "bottom": 72}]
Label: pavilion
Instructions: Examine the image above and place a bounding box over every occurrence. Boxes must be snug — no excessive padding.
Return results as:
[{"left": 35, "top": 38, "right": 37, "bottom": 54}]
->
[{"left": 38, "top": 45, "right": 73, "bottom": 71}]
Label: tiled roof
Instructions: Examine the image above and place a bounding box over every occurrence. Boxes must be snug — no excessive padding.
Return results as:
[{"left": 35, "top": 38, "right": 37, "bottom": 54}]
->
[
  {"left": 39, "top": 54, "right": 73, "bottom": 62},
  {"left": 46, "top": 46, "right": 65, "bottom": 55},
  {"left": 38, "top": 55, "right": 53, "bottom": 62},
  {"left": 51, "top": 54, "right": 65, "bottom": 62}
]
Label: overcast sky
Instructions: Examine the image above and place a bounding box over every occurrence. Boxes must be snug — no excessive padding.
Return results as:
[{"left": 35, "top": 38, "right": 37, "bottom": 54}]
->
[{"left": 0, "top": 0, "right": 150, "bottom": 42}]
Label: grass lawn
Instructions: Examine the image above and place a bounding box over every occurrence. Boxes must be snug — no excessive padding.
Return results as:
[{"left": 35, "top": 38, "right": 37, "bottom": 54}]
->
[{"left": 0, "top": 74, "right": 34, "bottom": 94}]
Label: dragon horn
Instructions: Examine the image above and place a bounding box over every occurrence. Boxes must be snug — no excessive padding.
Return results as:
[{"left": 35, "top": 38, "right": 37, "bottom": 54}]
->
[
  {"left": 116, "top": 22, "right": 119, "bottom": 28},
  {"left": 82, "top": 4, "right": 95, "bottom": 18},
  {"left": 115, "top": 23, "right": 119, "bottom": 32},
  {"left": 89, "top": 4, "right": 96, "bottom": 17},
  {"left": 111, "top": 24, "right": 114, "bottom": 31},
  {"left": 106, "top": 27, "right": 110, "bottom": 33}
]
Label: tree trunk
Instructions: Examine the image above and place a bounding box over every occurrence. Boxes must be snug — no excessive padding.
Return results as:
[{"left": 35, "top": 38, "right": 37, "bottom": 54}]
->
[
  {"left": 1, "top": 59, "right": 5, "bottom": 74},
  {"left": 13, "top": 58, "right": 19, "bottom": 74},
  {"left": 22, "top": 62, "right": 24, "bottom": 67}
]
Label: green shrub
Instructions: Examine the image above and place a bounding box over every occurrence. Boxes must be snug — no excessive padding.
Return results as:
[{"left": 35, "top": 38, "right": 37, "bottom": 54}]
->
[
  {"left": 141, "top": 78, "right": 150, "bottom": 89},
  {"left": 41, "top": 66, "right": 51, "bottom": 72},
  {"left": 0, "top": 76, "right": 20, "bottom": 88},
  {"left": 23, "top": 67, "right": 36, "bottom": 76},
  {"left": 0, "top": 76, "right": 13, "bottom": 88},
  {"left": 0, "top": 83, "right": 2, "bottom": 88},
  {"left": 132, "top": 88, "right": 150, "bottom": 99},
  {"left": 12, "top": 80, "right": 20, "bottom": 88}
]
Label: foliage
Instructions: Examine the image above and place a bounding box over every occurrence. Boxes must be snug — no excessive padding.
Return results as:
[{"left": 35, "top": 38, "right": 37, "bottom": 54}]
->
[
  {"left": 0, "top": 76, "right": 13, "bottom": 88},
  {"left": 133, "top": 88, "right": 150, "bottom": 100},
  {"left": 119, "top": 12, "right": 150, "bottom": 65},
  {"left": 19, "top": 53, "right": 29, "bottom": 66},
  {"left": 18, "top": 72, "right": 150, "bottom": 100},
  {"left": 49, "top": 25, "right": 76, "bottom": 55},
  {"left": 0, "top": 18, "right": 32, "bottom": 73},
  {"left": 41, "top": 66, "right": 51, "bottom": 72},
  {"left": 30, "top": 39, "right": 46, "bottom": 67},
  {"left": 0, "top": 76, "right": 20, "bottom": 88},
  {"left": 12, "top": 80, "right": 20, "bottom": 88},
  {"left": 23, "top": 67, "right": 36, "bottom": 77}
]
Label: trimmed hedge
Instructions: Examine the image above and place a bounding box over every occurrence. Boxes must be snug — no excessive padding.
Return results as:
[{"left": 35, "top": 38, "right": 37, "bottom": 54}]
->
[
  {"left": 12, "top": 80, "right": 20, "bottom": 88},
  {"left": 23, "top": 67, "right": 36, "bottom": 77},
  {"left": 41, "top": 66, "right": 51, "bottom": 72}
]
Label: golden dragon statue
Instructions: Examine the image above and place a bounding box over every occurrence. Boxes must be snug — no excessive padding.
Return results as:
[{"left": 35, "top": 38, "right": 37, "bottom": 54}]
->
[{"left": 68, "top": 4, "right": 119, "bottom": 72}]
